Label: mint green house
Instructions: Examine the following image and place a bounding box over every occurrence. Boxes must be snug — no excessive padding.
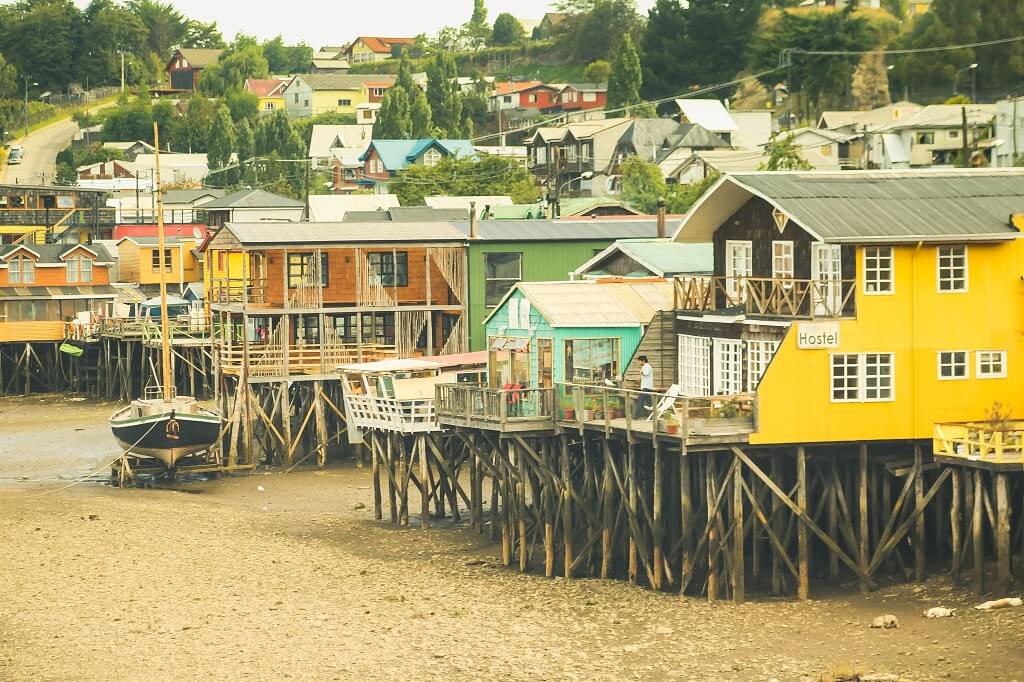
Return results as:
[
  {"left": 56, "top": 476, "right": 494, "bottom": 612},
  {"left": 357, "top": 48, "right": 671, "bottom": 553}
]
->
[
  {"left": 483, "top": 280, "right": 674, "bottom": 392},
  {"left": 461, "top": 219, "right": 665, "bottom": 351}
]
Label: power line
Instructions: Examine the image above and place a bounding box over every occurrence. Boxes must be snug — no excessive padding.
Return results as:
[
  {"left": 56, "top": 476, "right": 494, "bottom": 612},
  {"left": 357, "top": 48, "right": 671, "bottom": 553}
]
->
[{"left": 793, "top": 34, "right": 1024, "bottom": 57}]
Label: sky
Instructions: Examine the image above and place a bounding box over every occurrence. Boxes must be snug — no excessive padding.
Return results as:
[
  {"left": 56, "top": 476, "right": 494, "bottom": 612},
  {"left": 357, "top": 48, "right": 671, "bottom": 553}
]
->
[{"left": 60, "top": 0, "right": 657, "bottom": 48}]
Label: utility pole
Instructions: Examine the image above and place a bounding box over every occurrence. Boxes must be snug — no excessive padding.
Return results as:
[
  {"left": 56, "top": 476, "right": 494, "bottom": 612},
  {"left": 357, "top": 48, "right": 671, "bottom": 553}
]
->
[
  {"left": 304, "top": 163, "right": 311, "bottom": 220},
  {"left": 22, "top": 76, "right": 30, "bottom": 140},
  {"left": 961, "top": 106, "right": 970, "bottom": 168},
  {"left": 971, "top": 67, "right": 977, "bottom": 105},
  {"left": 120, "top": 52, "right": 126, "bottom": 94}
]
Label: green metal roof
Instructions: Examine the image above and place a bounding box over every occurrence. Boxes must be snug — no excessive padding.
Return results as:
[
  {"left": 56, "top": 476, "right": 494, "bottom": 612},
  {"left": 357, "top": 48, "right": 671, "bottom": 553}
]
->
[{"left": 578, "top": 239, "right": 713, "bottom": 278}]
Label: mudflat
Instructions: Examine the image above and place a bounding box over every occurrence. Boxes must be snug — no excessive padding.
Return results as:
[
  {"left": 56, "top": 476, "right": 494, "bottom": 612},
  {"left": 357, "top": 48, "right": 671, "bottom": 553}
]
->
[{"left": 2, "top": 397, "right": 1023, "bottom": 681}]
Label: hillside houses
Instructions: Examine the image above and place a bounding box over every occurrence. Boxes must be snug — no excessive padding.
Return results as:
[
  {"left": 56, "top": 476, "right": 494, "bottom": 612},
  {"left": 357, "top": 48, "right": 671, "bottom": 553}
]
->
[{"left": 283, "top": 74, "right": 396, "bottom": 118}]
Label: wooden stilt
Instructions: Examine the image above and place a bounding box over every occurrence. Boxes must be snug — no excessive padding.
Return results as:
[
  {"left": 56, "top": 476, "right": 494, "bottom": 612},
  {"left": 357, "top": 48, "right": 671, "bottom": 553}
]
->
[
  {"left": 707, "top": 455, "right": 719, "bottom": 601},
  {"left": 996, "top": 472, "right": 1012, "bottom": 591},
  {"left": 627, "top": 441, "right": 638, "bottom": 585},
  {"left": 601, "top": 439, "right": 615, "bottom": 579},
  {"left": 797, "top": 446, "right": 809, "bottom": 600},
  {"left": 914, "top": 445, "right": 926, "bottom": 582},
  {"left": 859, "top": 445, "right": 869, "bottom": 593},
  {"left": 950, "top": 468, "right": 962, "bottom": 585},
  {"left": 680, "top": 448, "right": 693, "bottom": 589},
  {"left": 371, "top": 432, "right": 383, "bottom": 521},
  {"left": 732, "top": 460, "right": 745, "bottom": 603},
  {"left": 973, "top": 470, "right": 985, "bottom": 595},
  {"left": 652, "top": 440, "right": 663, "bottom": 591},
  {"left": 561, "top": 436, "right": 574, "bottom": 578},
  {"left": 419, "top": 436, "right": 430, "bottom": 529}
]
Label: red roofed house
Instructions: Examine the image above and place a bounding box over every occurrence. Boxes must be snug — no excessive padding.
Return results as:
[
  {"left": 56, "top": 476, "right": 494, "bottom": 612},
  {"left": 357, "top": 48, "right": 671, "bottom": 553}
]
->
[
  {"left": 347, "top": 37, "right": 415, "bottom": 64},
  {"left": 244, "top": 78, "right": 291, "bottom": 114},
  {"left": 489, "top": 81, "right": 543, "bottom": 112},
  {"left": 516, "top": 84, "right": 561, "bottom": 112},
  {"left": 557, "top": 83, "right": 607, "bottom": 112}
]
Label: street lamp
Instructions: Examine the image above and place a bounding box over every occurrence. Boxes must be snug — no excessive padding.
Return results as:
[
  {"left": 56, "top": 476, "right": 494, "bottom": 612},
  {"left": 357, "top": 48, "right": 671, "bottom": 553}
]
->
[
  {"left": 550, "top": 171, "right": 593, "bottom": 218},
  {"left": 22, "top": 76, "right": 37, "bottom": 140},
  {"left": 953, "top": 63, "right": 978, "bottom": 101}
]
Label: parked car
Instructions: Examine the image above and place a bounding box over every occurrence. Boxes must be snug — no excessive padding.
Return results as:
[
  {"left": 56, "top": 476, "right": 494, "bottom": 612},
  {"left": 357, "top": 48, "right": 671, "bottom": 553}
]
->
[{"left": 8, "top": 145, "right": 23, "bottom": 165}]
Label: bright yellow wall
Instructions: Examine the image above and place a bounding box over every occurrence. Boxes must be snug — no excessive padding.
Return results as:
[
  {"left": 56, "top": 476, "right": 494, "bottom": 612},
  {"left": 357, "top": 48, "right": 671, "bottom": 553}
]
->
[
  {"left": 0, "top": 226, "right": 45, "bottom": 244},
  {"left": 259, "top": 95, "right": 285, "bottom": 112},
  {"left": 311, "top": 88, "right": 366, "bottom": 115},
  {"left": 350, "top": 42, "right": 383, "bottom": 63},
  {"left": 203, "top": 248, "right": 248, "bottom": 310},
  {"left": 752, "top": 240, "right": 1024, "bottom": 445},
  {"left": 138, "top": 244, "right": 200, "bottom": 285}
]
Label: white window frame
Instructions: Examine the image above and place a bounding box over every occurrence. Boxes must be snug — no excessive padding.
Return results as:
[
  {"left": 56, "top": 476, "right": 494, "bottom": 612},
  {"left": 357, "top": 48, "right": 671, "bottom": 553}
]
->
[
  {"left": 937, "top": 245, "right": 968, "bottom": 293},
  {"left": 862, "top": 246, "right": 894, "bottom": 295},
  {"left": 976, "top": 350, "right": 1007, "bottom": 379},
  {"left": 423, "top": 148, "right": 442, "bottom": 168},
  {"left": 712, "top": 338, "right": 743, "bottom": 396},
  {"left": 678, "top": 334, "right": 711, "bottom": 397},
  {"left": 772, "top": 241, "right": 794, "bottom": 281},
  {"left": 830, "top": 352, "right": 895, "bottom": 403},
  {"left": 937, "top": 350, "right": 969, "bottom": 380},
  {"left": 724, "top": 240, "right": 752, "bottom": 303},
  {"left": 746, "top": 339, "right": 779, "bottom": 393},
  {"left": 9, "top": 255, "right": 34, "bottom": 284}
]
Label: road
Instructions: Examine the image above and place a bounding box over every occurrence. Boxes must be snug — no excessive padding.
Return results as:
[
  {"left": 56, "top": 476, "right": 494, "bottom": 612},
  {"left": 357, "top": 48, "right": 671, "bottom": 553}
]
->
[{"left": 1, "top": 116, "right": 80, "bottom": 185}]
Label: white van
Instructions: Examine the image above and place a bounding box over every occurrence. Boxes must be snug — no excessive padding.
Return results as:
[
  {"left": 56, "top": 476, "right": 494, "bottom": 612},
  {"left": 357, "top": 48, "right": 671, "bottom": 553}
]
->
[{"left": 8, "top": 145, "right": 23, "bottom": 165}]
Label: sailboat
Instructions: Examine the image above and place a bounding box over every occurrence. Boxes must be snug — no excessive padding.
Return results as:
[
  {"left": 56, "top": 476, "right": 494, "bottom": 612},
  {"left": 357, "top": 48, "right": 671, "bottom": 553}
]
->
[{"left": 109, "top": 122, "right": 222, "bottom": 469}]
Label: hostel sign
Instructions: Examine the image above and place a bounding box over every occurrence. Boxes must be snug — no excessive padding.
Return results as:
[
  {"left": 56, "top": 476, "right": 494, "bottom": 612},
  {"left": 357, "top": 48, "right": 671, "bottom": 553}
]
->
[{"left": 797, "top": 322, "right": 840, "bottom": 349}]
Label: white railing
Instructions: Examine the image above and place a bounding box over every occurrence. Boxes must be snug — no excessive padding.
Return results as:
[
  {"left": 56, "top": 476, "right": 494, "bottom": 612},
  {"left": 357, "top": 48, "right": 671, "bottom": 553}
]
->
[{"left": 343, "top": 392, "right": 437, "bottom": 434}]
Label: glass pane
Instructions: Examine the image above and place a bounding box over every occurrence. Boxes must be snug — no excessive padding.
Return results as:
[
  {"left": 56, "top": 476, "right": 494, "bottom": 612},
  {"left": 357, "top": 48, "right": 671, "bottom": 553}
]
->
[
  {"left": 486, "top": 253, "right": 521, "bottom": 279},
  {"left": 485, "top": 279, "right": 516, "bottom": 307}
]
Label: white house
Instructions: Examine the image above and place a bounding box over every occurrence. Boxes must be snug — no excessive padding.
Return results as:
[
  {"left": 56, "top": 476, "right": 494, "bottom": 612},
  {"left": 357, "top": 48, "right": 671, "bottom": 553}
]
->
[
  {"left": 129, "top": 153, "right": 209, "bottom": 185},
  {"left": 308, "top": 194, "right": 401, "bottom": 222},
  {"left": 994, "top": 96, "right": 1024, "bottom": 168},
  {"left": 309, "top": 124, "right": 374, "bottom": 169}
]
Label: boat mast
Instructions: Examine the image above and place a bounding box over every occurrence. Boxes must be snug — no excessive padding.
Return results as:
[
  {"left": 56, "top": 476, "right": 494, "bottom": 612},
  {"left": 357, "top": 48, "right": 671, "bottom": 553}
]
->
[{"left": 153, "top": 122, "right": 172, "bottom": 403}]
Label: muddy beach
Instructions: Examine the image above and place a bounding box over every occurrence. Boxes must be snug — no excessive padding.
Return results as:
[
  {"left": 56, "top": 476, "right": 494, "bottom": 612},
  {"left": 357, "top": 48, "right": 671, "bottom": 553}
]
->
[{"left": 2, "top": 396, "right": 1024, "bottom": 681}]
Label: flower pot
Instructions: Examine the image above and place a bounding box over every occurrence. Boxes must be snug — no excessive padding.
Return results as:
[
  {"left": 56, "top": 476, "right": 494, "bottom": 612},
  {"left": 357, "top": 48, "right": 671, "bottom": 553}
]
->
[
  {"left": 562, "top": 408, "right": 576, "bottom": 420},
  {"left": 583, "top": 409, "right": 595, "bottom": 421},
  {"left": 664, "top": 422, "right": 680, "bottom": 435}
]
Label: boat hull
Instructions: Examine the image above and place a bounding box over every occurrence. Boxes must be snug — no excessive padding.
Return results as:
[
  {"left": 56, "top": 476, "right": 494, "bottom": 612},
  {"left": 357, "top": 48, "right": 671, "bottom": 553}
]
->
[{"left": 110, "top": 404, "right": 222, "bottom": 469}]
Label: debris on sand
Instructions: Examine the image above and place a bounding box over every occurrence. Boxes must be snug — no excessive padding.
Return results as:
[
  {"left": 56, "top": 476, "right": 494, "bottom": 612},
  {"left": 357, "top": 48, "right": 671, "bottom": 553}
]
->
[
  {"left": 923, "top": 607, "right": 953, "bottom": 618},
  {"left": 975, "top": 597, "right": 1022, "bottom": 611},
  {"left": 869, "top": 615, "right": 899, "bottom": 629}
]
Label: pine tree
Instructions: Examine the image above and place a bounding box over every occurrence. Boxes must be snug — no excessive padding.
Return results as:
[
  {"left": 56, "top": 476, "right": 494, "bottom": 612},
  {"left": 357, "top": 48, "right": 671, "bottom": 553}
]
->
[
  {"left": 607, "top": 34, "right": 644, "bottom": 112},
  {"left": 411, "top": 88, "right": 433, "bottom": 138},
  {"left": 235, "top": 118, "right": 255, "bottom": 184},
  {"left": 207, "top": 105, "right": 236, "bottom": 170},
  {"left": 426, "top": 52, "right": 463, "bottom": 137},
  {"left": 376, "top": 86, "right": 412, "bottom": 139}
]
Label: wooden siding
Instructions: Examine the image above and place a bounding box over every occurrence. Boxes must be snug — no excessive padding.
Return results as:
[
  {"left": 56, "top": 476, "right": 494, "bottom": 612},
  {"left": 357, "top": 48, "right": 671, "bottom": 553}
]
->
[
  {"left": 714, "top": 197, "right": 855, "bottom": 281},
  {"left": 0, "top": 321, "right": 66, "bottom": 342},
  {"left": 0, "top": 262, "right": 110, "bottom": 287},
  {"left": 117, "top": 241, "right": 141, "bottom": 282},
  {"left": 623, "top": 309, "right": 676, "bottom": 390}
]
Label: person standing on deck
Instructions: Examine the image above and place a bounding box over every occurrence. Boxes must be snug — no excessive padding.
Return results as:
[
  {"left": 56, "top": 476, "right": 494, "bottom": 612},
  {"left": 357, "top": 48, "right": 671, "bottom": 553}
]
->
[{"left": 634, "top": 355, "right": 654, "bottom": 418}]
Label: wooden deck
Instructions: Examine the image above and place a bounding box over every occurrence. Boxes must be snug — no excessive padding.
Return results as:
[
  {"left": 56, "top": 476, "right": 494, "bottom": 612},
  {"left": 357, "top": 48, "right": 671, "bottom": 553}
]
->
[
  {"left": 934, "top": 421, "right": 1024, "bottom": 471},
  {"left": 558, "top": 415, "right": 753, "bottom": 448}
]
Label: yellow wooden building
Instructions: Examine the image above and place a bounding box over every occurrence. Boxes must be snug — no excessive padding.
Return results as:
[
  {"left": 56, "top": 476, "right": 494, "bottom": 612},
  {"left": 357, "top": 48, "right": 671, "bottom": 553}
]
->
[
  {"left": 671, "top": 169, "right": 1024, "bottom": 446},
  {"left": 116, "top": 236, "right": 202, "bottom": 290}
]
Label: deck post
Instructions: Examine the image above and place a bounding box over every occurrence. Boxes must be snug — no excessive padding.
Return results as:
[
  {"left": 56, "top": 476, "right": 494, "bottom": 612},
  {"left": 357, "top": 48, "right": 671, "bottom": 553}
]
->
[
  {"left": 652, "top": 438, "right": 664, "bottom": 591},
  {"left": 973, "top": 470, "right": 984, "bottom": 594},
  {"left": 600, "top": 439, "right": 615, "bottom": 579},
  {"left": 680, "top": 447, "right": 693, "bottom": 588},
  {"left": 561, "top": 435, "right": 574, "bottom": 578},
  {"left": 371, "top": 432, "right": 383, "bottom": 520},
  {"left": 771, "top": 453, "right": 783, "bottom": 595},
  {"left": 914, "top": 445, "right": 926, "bottom": 581},
  {"left": 627, "top": 441, "right": 638, "bottom": 585},
  {"left": 859, "top": 444, "right": 870, "bottom": 593},
  {"left": 950, "top": 467, "right": 962, "bottom": 585},
  {"left": 827, "top": 463, "right": 839, "bottom": 580},
  {"left": 419, "top": 435, "right": 430, "bottom": 529},
  {"left": 797, "top": 446, "right": 809, "bottom": 600},
  {"left": 707, "top": 454, "right": 719, "bottom": 601},
  {"left": 732, "top": 460, "right": 745, "bottom": 603},
  {"left": 996, "top": 472, "right": 1012, "bottom": 591}
]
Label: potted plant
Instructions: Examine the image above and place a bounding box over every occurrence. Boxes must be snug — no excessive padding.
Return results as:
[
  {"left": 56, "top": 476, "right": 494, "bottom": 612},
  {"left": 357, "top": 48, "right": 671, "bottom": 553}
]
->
[
  {"left": 561, "top": 398, "right": 576, "bottom": 421},
  {"left": 607, "top": 397, "right": 623, "bottom": 420},
  {"left": 582, "top": 398, "right": 596, "bottom": 422},
  {"left": 662, "top": 412, "right": 681, "bottom": 435}
]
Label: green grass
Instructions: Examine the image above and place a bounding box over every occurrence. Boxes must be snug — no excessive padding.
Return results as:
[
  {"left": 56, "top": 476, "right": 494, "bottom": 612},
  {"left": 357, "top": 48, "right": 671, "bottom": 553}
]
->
[{"left": 9, "top": 95, "right": 119, "bottom": 143}]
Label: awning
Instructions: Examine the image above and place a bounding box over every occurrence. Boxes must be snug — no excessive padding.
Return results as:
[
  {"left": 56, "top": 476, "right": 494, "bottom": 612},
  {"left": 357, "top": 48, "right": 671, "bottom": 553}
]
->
[
  {"left": 490, "top": 336, "right": 530, "bottom": 351},
  {"left": 0, "top": 285, "right": 120, "bottom": 300}
]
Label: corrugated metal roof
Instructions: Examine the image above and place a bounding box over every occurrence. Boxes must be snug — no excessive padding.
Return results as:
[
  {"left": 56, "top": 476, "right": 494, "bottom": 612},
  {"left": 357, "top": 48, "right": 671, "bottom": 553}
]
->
[
  {"left": 342, "top": 207, "right": 469, "bottom": 222},
  {"left": 675, "top": 99, "right": 737, "bottom": 132},
  {"left": 224, "top": 221, "right": 466, "bottom": 245},
  {"left": 727, "top": 170, "right": 1024, "bottom": 242},
  {"left": 425, "top": 195, "right": 512, "bottom": 210},
  {"left": 579, "top": 239, "right": 713, "bottom": 277},
  {"left": 514, "top": 280, "right": 673, "bottom": 327},
  {"left": 0, "top": 243, "right": 114, "bottom": 263},
  {"left": 456, "top": 219, "right": 664, "bottom": 241},
  {"left": 308, "top": 194, "right": 400, "bottom": 221},
  {"left": 201, "top": 188, "right": 303, "bottom": 209},
  {"left": 0, "top": 285, "right": 119, "bottom": 299}
]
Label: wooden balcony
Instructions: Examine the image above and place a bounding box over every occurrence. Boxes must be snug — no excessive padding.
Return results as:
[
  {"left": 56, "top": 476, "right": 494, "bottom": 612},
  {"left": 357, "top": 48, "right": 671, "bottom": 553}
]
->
[
  {"left": 343, "top": 392, "right": 437, "bottom": 434},
  {"left": 435, "top": 383, "right": 556, "bottom": 432},
  {"left": 100, "top": 317, "right": 211, "bottom": 346},
  {"left": 218, "top": 342, "right": 398, "bottom": 379},
  {"left": 555, "top": 383, "right": 755, "bottom": 446},
  {"left": 934, "top": 421, "right": 1024, "bottom": 470},
  {"left": 674, "top": 276, "right": 856, "bottom": 319},
  {"left": 209, "top": 278, "right": 268, "bottom": 306}
]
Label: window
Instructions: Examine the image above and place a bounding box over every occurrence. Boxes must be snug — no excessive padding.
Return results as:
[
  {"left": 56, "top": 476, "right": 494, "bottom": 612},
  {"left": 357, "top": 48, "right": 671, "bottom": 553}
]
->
[
  {"left": 772, "top": 241, "right": 794, "bottom": 280},
  {"left": 9, "top": 255, "right": 34, "bottom": 284},
  {"left": 287, "top": 252, "right": 328, "bottom": 288},
  {"left": 264, "top": 101, "right": 276, "bottom": 110},
  {"left": 713, "top": 338, "right": 743, "bottom": 395},
  {"left": 937, "top": 350, "right": 968, "bottom": 380},
  {"left": 485, "top": 252, "right": 522, "bottom": 307},
  {"left": 423, "top": 148, "right": 442, "bottom": 167},
  {"left": 369, "top": 158, "right": 384, "bottom": 174},
  {"left": 678, "top": 334, "right": 711, "bottom": 397},
  {"left": 863, "top": 246, "right": 894, "bottom": 294},
  {"left": 831, "top": 353, "right": 894, "bottom": 402},
  {"left": 915, "top": 132, "right": 935, "bottom": 145},
  {"left": 937, "top": 245, "right": 967, "bottom": 292},
  {"left": 527, "top": 94, "right": 537, "bottom": 103},
  {"left": 367, "top": 251, "right": 408, "bottom": 287},
  {"left": 304, "top": 99, "right": 309, "bottom": 108},
  {"left": 583, "top": 91, "right": 597, "bottom": 102},
  {"left": 565, "top": 338, "right": 619, "bottom": 383},
  {"left": 747, "top": 340, "right": 779, "bottom": 392},
  {"left": 66, "top": 255, "right": 92, "bottom": 283},
  {"left": 503, "top": 95, "right": 512, "bottom": 103},
  {"left": 977, "top": 351, "right": 1007, "bottom": 379},
  {"left": 370, "top": 87, "right": 385, "bottom": 97},
  {"left": 294, "top": 93, "right": 299, "bottom": 103},
  {"left": 725, "top": 240, "right": 752, "bottom": 302},
  {"left": 949, "top": 130, "right": 959, "bottom": 139},
  {"left": 151, "top": 249, "right": 172, "bottom": 273},
  {"left": 338, "top": 98, "right": 352, "bottom": 107},
  {"left": 294, "top": 315, "right": 320, "bottom": 344}
]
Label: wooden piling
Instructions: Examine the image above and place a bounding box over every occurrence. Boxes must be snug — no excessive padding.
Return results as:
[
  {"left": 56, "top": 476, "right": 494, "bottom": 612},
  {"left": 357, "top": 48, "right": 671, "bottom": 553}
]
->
[{"left": 797, "top": 446, "right": 809, "bottom": 600}]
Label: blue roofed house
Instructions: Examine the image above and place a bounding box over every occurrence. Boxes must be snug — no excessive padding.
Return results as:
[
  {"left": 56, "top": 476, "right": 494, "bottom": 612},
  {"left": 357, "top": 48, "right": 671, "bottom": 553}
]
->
[{"left": 360, "top": 139, "right": 477, "bottom": 192}]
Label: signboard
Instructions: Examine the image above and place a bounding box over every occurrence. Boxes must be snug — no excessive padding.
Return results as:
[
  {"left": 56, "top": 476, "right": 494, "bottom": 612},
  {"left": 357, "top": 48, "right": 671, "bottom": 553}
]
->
[{"left": 796, "top": 322, "right": 840, "bottom": 349}]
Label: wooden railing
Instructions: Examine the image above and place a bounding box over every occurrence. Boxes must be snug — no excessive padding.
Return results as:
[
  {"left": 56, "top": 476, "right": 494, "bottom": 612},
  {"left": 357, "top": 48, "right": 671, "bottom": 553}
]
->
[
  {"left": 100, "top": 317, "right": 147, "bottom": 337},
  {"left": 674, "top": 275, "right": 856, "bottom": 319},
  {"left": 141, "top": 318, "right": 211, "bottom": 345},
  {"left": 934, "top": 421, "right": 1024, "bottom": 465},
  {"left": 555, "top": 382, "right": 755, "bottom": 438},
  {"left": 435, "top": 383, "right": 556, "bottom": 429},
  {"left": 0, "top": 207, "right": 117, "bottom": 228},
  {"left": 343, "top": 392, "right": 437, "bottom": 434},
  {"left": 218, "top": 342, "right": 397, "bottom": 377},
  {"left": 209, "top": 277, "right": 268, "bottom": 305}
]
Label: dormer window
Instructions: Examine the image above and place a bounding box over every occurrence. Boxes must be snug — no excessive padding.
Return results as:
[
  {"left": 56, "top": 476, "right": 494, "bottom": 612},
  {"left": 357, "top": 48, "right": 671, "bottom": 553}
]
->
[
  {"left": 423, "top": 148, "right": 442, "bottom": 167},
  {"left": 66, "top": 254, "right": 93, "bottom": 283},
  {"left": 9, "top": 255, "right": 34, "bottom": 284}
]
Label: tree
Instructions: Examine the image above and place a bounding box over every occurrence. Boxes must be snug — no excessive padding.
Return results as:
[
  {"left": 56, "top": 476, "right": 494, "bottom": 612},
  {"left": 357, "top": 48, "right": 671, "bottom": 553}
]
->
[
  {"left": 183, "top": 19, "right": 225, "bottom": 48},
  {"left": 619, "top": 156, "right": 667, "bottom": 213},
  {"left": 391, "top": 155, "right": 539, "bottom": 206},
  {"left": 462, "top": 0, "right": 490, "bottom": 50},
  {"left": 376, "top": 86, "right": 412, "bottom": 139},
  {"left": 200, "top": 43, "right": 269, "bottom": 96},
  {"left": 129, "top": 0, "right": 188, "bottom": 59},
  {"left": 583, "top": 60, "right": 611, "bottom": 83},
  {"left": 0, "top": 0, "right": 81, "bottom": 89},
  {"left": 80, "top": 0, "right": 148, "bottom": 89},
  {"left": 235, "top": 118, "right": 255, "bottom": 184},
  {"left": 254, "top": 109, "right": 302, "bottom": 159},
  {"left": 101, "top": 97, "right": 155, "bottom": 143},
  {"left": 206, "top": 105, "right": 235, "bottom": 170},
  {"left": 759, "top": 133, "right": 813, "bottom": 171},
  {"left": 262, "top": 36, "right": 313, "bottom": 74},
  {"left": 552, "top": 0, "right": 642, "bottom": 64},
  {"left": 426, "top": 52, "right": 463, "bottom": 137},
  {"left": 172, "top": 95, "right": 217, "bottom": 152},
  {"left": 0, "top": 52, "right": 17, "bottom": 100},
  {"left": 665, "top": 172, "right": 719, "bottom": 213},
  {"left": 607, "top": 34, "right": 645, "bottom": 113},
  {"left": 224, "top": 88, "right": 259, "bottom": 121},
  {"left": 411, "top": 89, "right": 433, "bottom": 138},
  {"left": 641, "top": 0, "right": 763, "bottom": 102},
  {"left": 491, "top": 13, "right": 524, "bottom": 45}
]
